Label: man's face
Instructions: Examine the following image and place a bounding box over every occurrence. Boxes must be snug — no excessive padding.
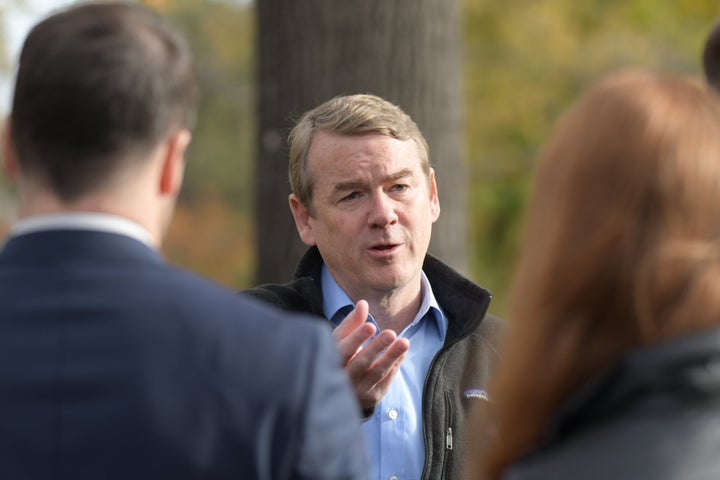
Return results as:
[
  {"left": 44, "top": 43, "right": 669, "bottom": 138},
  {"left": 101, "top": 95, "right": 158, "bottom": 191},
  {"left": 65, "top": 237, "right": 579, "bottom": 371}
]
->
[{"left": 289, "top": 130, "right": 440, "bottom": 301}]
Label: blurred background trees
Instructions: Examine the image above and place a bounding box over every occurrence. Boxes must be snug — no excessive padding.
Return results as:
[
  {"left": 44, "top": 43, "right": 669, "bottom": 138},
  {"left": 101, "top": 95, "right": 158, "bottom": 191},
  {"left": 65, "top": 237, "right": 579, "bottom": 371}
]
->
[
  {"left": 1, "top": 0, "right": 718, "bottom": 316},
  {"left": 463, "top": 0, "right": 716, "bottom": 314},
  {"left": 0, "top": 2, "right": 12, "bottom": 240}
]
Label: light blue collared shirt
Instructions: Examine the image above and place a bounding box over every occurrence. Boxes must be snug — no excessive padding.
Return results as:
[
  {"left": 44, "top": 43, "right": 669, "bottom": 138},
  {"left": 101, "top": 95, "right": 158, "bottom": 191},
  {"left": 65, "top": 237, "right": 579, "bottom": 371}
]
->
[
  {"left": 322, "top": 265, "right": 447, "bottom": 480},
  {"left": 10, "top": 213, "right": 154, "bottom": 246}
]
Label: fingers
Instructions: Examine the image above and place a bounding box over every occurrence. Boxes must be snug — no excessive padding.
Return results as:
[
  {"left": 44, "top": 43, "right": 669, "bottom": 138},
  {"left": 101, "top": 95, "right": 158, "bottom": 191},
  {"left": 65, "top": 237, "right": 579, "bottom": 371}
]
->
[
  {"left": 344, "top": 330, "right": 396, "bottom": 379},
  {"left": 329, "top": 299, "right": 410, "bottom": 409},
  {"left": 336, "top": 322, "right": 376, "bottom": 366},
  {"left": 333, "top": 301, "right": 376, "bottom": 365},
  {"left": 332, "top": 300, "right": 369, "bottom": 341},
  {"left": 357, "top": 347, "right": 407, "bottom": 408},
  {"left": 358, "top": 337, "right": 409, "bottom": 388},
  {"left": 346, "top": 334, "right": 410, "bottom": 409}
]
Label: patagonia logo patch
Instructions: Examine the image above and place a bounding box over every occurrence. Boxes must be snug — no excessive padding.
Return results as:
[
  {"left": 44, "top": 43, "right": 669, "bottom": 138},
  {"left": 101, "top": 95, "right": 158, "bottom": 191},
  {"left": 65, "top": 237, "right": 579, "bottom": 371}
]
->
[{"left": 464, "top": 389, "right": 489, "bottom": 401}]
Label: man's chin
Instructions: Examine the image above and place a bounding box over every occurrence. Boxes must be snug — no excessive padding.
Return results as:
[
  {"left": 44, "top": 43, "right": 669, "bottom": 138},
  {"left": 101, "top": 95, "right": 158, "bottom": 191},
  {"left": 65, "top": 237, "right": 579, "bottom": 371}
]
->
[{"left": 365, "top": 271, "right": 416, "bottom": 293}]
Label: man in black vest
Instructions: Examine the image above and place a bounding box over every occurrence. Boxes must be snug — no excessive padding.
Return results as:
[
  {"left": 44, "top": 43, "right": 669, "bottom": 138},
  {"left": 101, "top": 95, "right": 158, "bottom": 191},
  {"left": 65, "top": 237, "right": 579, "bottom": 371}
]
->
[{"left": 247, "top": 94, "right": 504, "bottom": 479}]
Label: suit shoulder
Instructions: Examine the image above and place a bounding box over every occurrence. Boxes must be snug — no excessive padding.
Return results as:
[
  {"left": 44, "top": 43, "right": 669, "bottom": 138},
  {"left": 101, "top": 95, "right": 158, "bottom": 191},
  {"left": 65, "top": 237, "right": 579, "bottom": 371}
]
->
[
  {"left": 243, "top": 278, "right": 321, "bottom": 316},
  {"left": 243, "top": 283, "right": 299, "bottom": 309},
  {"left": 150, "top": 264, "right": 323, "bottom": 330}
]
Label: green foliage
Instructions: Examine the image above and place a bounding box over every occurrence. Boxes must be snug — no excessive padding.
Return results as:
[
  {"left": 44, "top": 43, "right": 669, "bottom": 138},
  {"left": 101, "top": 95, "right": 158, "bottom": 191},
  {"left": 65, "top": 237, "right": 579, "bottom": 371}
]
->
[
  {"left": 142, "top": 0, "right": 255, "bottom": 211},
  {"left": 0, "top": 13, "right": 7, "bottom": 75},
  {"left": 6, "top": 0, "right": 716, "bottom": 297},
  {"left": 463, "top": 0, "right": 719, "bottom": 317},
  {"left": 139, "top": 0, "right": 256, "bottom": 287},
  {"left": 0, "top": 6, "right": 10, "bottom": 194}
]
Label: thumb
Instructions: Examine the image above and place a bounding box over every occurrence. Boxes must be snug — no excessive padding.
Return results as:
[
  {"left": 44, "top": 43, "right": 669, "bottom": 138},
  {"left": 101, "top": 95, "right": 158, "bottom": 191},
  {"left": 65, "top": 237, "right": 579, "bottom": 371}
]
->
[{"left": 332, "top": 299, "right": 369, "bottom": 341}]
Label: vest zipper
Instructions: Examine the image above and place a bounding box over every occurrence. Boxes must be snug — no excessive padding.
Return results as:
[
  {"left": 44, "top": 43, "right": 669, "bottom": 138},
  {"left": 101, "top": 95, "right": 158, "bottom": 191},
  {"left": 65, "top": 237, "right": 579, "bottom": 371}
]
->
[{"left": 442, "top": 391, "right": 454, "bottom": 478}]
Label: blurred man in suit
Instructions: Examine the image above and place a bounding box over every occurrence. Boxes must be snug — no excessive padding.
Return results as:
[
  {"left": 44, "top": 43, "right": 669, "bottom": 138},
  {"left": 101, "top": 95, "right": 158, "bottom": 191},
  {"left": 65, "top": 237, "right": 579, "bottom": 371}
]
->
[{"left": 0, "top": 2, "right": 368, "bottom": 479}]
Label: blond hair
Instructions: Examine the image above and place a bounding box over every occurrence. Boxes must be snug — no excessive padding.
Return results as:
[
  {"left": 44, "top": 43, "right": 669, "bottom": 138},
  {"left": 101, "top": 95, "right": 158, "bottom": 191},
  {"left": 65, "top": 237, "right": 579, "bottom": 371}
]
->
[{"left": 288, "top": 94, "right": 429, "bottom": 210}]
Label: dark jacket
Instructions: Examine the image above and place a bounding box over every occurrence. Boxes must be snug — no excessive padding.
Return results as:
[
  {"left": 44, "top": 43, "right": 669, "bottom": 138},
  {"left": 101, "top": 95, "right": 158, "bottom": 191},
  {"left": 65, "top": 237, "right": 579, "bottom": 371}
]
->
[
  {"left": 0, "top": 231, "right": 369, "bottom": 480},
  {"left": 245, "top": 246, "right": 505, "bottom": 480},
  {"left": 503, "top": 328, "right": 720, "bottom": 480}
]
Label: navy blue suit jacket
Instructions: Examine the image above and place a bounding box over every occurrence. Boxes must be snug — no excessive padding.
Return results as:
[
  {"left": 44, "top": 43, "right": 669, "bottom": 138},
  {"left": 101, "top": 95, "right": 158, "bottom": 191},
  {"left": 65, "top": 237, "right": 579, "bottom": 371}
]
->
[{"left": 0, "top": 230, "right": 368, "bottom": 479}]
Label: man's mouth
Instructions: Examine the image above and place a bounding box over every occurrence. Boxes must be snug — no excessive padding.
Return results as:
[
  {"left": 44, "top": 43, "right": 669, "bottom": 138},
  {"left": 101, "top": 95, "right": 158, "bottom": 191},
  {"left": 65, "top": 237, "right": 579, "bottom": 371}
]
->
[{"left": 369, "top": 243, "right": 401, "bottom": 253}]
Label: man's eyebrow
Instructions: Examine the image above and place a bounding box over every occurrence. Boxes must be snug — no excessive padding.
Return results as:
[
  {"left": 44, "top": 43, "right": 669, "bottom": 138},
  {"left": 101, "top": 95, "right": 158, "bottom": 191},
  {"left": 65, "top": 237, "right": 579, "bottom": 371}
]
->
[
  {"left": 333, "top": 180, "right": 365, "bottom": 192},
  {"left": 332, "top": 168, "right": 415, "bottom": 192},
  {"left": 386, "top": 168, "right": 413, "bottom": 182}
]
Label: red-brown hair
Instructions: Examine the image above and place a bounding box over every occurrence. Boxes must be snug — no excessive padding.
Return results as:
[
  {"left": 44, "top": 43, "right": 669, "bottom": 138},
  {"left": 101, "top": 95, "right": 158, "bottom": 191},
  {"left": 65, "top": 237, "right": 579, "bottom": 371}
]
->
[{"left": 473, "top": 71, "right": 720, "bottom": 479}]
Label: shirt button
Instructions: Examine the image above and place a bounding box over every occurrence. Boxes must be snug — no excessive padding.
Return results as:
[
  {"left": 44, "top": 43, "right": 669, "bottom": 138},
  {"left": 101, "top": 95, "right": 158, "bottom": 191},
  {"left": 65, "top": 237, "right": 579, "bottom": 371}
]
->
[{"left": 388, "top": 409, "right": 398, "bottom": 420}]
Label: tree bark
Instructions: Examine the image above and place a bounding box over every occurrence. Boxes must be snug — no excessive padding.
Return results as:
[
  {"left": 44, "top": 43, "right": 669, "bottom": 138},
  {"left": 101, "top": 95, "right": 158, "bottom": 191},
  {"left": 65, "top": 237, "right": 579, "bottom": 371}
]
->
[{"left": 255, "top": 0, "right": 466, "bottom": 284}]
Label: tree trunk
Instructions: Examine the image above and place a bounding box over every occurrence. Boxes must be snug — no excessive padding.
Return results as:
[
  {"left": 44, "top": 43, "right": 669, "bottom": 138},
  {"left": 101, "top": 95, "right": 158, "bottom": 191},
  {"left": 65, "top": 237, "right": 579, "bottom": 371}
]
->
[{"left": 255, "top": 0, "right": 466, "bottom": 284}]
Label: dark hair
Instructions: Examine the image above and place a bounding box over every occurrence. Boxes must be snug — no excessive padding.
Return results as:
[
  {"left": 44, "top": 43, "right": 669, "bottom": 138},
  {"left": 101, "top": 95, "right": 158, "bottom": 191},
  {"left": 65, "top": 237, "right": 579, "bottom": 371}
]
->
[
  {"left": 703, "top": 20, "right": 720, "bottom": 91},
  {"left": 10, "top": 1, "right": 197, "bottom": 202}
]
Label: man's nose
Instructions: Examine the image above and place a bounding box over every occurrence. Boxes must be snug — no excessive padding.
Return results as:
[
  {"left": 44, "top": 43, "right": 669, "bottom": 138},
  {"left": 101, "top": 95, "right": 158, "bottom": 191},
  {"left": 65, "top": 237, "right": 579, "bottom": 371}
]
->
[{"left": 368, "top": 193, "right": 399, "bottom": 228}]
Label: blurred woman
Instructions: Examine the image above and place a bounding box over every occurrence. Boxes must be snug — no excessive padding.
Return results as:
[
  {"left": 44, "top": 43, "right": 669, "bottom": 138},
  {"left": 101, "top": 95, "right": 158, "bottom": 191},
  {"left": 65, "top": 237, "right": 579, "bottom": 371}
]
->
[{"left": 472, "top": 71, "right": 720, "bottom": 480}]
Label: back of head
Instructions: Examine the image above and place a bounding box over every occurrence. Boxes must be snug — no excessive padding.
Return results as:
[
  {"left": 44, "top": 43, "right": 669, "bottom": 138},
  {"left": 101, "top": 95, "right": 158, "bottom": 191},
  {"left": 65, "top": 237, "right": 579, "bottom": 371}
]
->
[
  {"left": 477, "top": 71, "right": 720, "bottom": 478},
  {"left": 10, "top": 1, "right": 197, "bottom": 202},
  {"left": 704, "top": 20, "right": 720, "bottom": 91},
  {"left": 518, "top": 71, "right": 720, "bottom": 345},
  {"left": 287, "top": 93, "right": 429, "bottom": 209}
]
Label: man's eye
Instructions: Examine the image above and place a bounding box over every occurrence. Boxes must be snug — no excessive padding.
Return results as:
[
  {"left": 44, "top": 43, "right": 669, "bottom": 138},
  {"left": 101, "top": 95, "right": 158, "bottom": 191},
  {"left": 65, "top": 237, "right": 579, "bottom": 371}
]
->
[
  {"left": 341, "top": 192, "right": 360, "bottom": 202},
  {"left": 391, "top": 184, "right": 409, "bottom": 192}
]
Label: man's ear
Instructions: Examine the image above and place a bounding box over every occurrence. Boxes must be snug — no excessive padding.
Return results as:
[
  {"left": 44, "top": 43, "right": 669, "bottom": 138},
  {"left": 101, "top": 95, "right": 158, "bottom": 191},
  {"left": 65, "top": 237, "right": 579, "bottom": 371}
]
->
[
  {"left": 159, "top": 129, "right": 191, "bottom": 196},
  {"left": 1, "top": 118, "right": 19, "bottom": 180},
  {"left": 428, "top": 168, "right": 441, "bottom": 222},
  {"left": 288, "top": 193, "right": 316, "bottom": 246}
]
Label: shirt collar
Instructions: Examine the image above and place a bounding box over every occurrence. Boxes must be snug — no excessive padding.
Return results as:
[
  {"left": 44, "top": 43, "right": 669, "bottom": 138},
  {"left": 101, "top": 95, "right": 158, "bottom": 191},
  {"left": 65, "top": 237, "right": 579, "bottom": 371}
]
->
[
  {"left": 10, "top": 213, "right": 154, "bottom": 247},
  {"left": 321, "top": 264, "right": 447, "bottom": 338},
  {"left": 322, "top": 265, "right": 354, "bottom": 325}
]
